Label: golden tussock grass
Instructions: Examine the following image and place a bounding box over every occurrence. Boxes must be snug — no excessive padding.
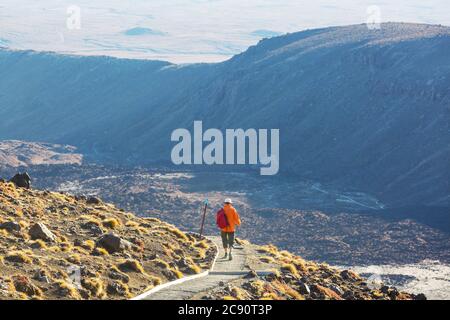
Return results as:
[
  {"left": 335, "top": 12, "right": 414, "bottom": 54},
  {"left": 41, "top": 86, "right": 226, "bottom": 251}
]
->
[
  {"left": 261, "top": 292, "right": 280, "bottom": 300},
  {"left": 102, "top": 218, "right": 121, "bottom": 229},
  {"left": 54, "top": 279, "right": 81, "bottom": 299},
  {"left": 83, "top": 277, "right": 105, "bottom": 298},
  {"left": 93, "top": 247, "right": 109, "bottom": 256},
  {"left": 166, "top": 227, "right": 189, "bottom": 242},
  {"left": 80, "top": 215, "right": 101, "bottom": 226},
  {"left": 6, "top": 250, "right": 33, "bottom": 264},
  {"left": 66, "top": 254, "right": 81, "bottom": 264},
  {"left": 187, "top": 263, "right": 202, "bottom": 274},
  {"left": 152, "top": 258, "right": 170, "bottom": 269},
  {"left": 260, "top": 256, "right": 276, "bottom": 264},
  {"left": 47, "top": 246, "right": 61, "bottom": 253},
  {"left": 170, "top": 268, "right": 183, "bottom": 279},
  {"left": 60, "top": 242, "right": 73, "bottom": 253},
  {"left": 145, "top": 274, "right": 162, "bottom": 286},
  {"left": 82, "top": 240, "right": 95, "bottom": 251},
  {"left": 292, "top": 258, "right": 307, "bottom": 272},
  {"left": 271, "top": 280, "right": 304, "bottom": 300},
  {"left": 72, "top": 246, "right": 89, "bottom": 255},
  {"left": 281, "top": 263, "right": 300, "bottom": 278},
  {"left": 230, "top": 287, "right": 247, "bottom": 300},
  {"left": 118, "top": 259, "right": 145, "bottom": 274},
  {"left": 194, "top": 240, "right": 209, "bottom": 249},
  {"left": 258, "top": 244, "right": 278, "bottom": 256},
  {"left": 125, "top": 220, "right": 140, "bottom": 228},
  {"left": 195, "top": 248, "right": 207, "bottom": 259}
]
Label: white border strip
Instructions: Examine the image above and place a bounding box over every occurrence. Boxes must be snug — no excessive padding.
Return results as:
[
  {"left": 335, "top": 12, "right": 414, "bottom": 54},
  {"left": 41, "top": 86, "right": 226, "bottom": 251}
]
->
[{"left": 131, "top": 235, "right": 219, "bottom": 300}]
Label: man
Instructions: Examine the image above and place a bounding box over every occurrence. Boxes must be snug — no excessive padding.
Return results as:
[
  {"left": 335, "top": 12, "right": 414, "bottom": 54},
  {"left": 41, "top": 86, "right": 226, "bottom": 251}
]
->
[{"left": 216, "top": 198, "right": 241, "bottom": 260}]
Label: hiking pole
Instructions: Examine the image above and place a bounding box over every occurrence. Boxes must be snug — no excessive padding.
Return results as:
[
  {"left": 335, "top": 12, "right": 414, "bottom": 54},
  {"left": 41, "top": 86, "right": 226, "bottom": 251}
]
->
[{"left": 199, "top": 199, "right": 208, "bottom": 237}]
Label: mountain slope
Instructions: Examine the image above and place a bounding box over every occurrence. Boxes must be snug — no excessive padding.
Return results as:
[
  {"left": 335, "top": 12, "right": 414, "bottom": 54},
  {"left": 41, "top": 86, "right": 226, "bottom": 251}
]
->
[
  {"left": 0, "top": 23, "right": 449, "bottom": 207},
  {"left": 0, "top": 181, "right": 425, "bottom": 300},
  {"left": 0, "top": 140, "right": 82, "bottom": 168},
  {"left": 0, "top": 180, "right": 216, "bottom": 300}
]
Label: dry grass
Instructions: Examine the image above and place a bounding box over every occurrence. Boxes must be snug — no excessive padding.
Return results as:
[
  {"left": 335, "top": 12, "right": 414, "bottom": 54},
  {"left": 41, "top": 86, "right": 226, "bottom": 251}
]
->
[
  {"left": 66, "top": 254, "right": 81, "bottom": 264},
  {"left": 30, "top": 239, "right": 47, "bottom": 249},
  {"left": 170, "top": 268, "right": 184, "bottom": 279},
  {"left": 271, "top": 280, "right": 304, "bottom": 300},
  {"left": 260, "top": 256, "right": 275, "bottom": 263},
  {"left": 54, "top": 279, "right": 81, "bottom": 299},
  {"left": 82, "top": 240, "right": 95, "bottom": 251},
  {"left": 6, "top": 250, "right": 33, "bottom": 264},
  {"left": 118, "top": 259, "right": 145, "bottom": 274},
  {"left": 93, "top": 247, "right": 109, "bottom": 256},
  {"left": 83, "top": 277, "right": 105, "bottom": 298},
  {"left": 102, "top": 218, "right": 121, "bottom": 229},
  {"left": 281, "top": 263, "right": 300, "bottom": 278}
]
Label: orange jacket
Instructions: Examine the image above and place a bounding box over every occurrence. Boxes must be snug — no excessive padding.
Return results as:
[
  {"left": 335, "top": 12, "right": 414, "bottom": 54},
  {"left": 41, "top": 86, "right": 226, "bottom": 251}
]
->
[{"left": 221, "top": 204, "right": 241, "bottom": 233}]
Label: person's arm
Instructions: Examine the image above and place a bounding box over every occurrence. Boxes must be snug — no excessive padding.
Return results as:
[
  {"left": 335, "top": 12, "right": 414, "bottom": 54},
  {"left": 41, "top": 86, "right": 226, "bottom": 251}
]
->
[{"left": 234, "top": 208, "right": 241, "bottom": 226}]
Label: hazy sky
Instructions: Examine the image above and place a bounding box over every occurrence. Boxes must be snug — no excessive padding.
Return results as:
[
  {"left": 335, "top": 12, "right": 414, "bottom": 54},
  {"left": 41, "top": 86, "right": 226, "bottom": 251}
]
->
[{"left": 1, "top": 0, "right": 449, "bottom": 63}]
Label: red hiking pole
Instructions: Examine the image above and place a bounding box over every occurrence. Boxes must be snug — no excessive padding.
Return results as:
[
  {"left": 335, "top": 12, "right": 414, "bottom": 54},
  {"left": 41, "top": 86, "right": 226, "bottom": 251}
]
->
[{"left": 199, "top": 199, "right": 208, "bottom": 236}]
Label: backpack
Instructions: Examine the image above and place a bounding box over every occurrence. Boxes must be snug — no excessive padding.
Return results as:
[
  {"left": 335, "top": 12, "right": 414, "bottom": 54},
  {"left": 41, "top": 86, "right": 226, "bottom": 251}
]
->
[{"left": 216, "top": 208, "right": 229, "bottom": 229}]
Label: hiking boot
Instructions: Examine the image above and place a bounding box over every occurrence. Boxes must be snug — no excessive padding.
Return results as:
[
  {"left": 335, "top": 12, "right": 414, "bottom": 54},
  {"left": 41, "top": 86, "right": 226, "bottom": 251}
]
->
[
  {"left": 222, "top": 252, "right": 228, "bottom": 259},
  {"left": 229, "top": 252, "right": 233, "bottom": 260}
]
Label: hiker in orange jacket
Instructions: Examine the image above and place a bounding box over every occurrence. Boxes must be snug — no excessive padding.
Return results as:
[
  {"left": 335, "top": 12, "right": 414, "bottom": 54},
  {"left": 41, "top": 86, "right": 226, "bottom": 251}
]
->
[{"left": 218, "top": 198, "right": 241, "bottom": 260}]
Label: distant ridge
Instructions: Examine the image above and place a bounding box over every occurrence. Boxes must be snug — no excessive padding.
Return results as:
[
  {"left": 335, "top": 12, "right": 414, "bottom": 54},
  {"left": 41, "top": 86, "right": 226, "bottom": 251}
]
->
[{"left": 0, "top": 23, "right": 449, "bottom": 207}]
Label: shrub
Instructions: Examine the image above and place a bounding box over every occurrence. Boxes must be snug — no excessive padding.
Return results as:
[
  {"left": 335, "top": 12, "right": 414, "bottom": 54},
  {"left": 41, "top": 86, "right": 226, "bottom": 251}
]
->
[
  {"left": 93, "top": 247, "right": 109, "bottom": 256},
  {"left": 118, "top": 259, "right": 145, "bottom": 273},
  {"left": 66, "top": 254, "right": 81, "bottom": 264},
  {"left": 30, "top": 239, "right": 47, "bottom": 249},
  {"left": 82, "top": 240, "right": 95, "bottom": 251},
  {"left": 170, "top": 268, "right": 183, "bottom": 279},
  {"left": 281, "top": 263, "right": 300, "bottom": 278},
  {"left": 54, "top": 280, "right": 80, "bottom": 299},
  {"left": 260, "top": 256, "right": 275, "bottom": 263},
  {"left": 6, "top": 250, "right": 32, "bottom": 264},
  {"left": 102, "top": 218, "right": 121, "bottom": 229},
  {"left": 82, "top": 277, "right": 105, "bottom": 298}
]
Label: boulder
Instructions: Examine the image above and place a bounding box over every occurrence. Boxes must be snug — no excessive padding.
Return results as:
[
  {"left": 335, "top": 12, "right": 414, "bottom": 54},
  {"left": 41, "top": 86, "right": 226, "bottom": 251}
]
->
[
  {"left": 0, "top": 221, "right": 21, "bottom": 232},
  {"left": 96, "top": 233, "right": 132, "bottom": 254},
  {"left": 340, "top": 269, "right": 360, "bottom": 281},
  {"left": 29, "top": 223, "right": 56, "bottom": 242},
  {"left": 297, "top": 281, "right": 311, "bottom": 295},
  {"left": 9, "top": 173, "right": 31, "bottom": 189},
  {"left": 328, "top": 284, "right": 345, "bottom": 296},
  {"left": 414, "top": 293, "right": 427, "bottom": 300}
]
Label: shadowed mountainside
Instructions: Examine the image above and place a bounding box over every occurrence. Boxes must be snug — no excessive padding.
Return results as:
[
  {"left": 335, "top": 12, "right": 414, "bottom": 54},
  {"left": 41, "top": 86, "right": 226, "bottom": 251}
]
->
[{"left": 0, "top": 23, "right": 449, "bottom": 208}]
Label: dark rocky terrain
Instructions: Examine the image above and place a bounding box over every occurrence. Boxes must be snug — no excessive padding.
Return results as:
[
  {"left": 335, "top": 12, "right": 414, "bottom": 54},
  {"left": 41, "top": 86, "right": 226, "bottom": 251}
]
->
[{"left": 2, "top": 163, "right": 448, "bottom": 266}]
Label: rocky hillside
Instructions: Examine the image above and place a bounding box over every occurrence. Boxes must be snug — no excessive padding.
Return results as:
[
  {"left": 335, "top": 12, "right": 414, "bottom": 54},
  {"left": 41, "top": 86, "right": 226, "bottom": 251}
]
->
[
  {"left": 194, "top": 240, "right": 426, "bottom": 300},
  {"left": 0, "top": 140, "right": 82, "bottom": 168},
  {"left": 0, "top": 180, "right": 215, "bottom": 300},
  {"left": 0, "top": 180, "right": 425, "bottom": 300},
  {"left": 0, "top": 23, "right": 449, "bottom": 207}
]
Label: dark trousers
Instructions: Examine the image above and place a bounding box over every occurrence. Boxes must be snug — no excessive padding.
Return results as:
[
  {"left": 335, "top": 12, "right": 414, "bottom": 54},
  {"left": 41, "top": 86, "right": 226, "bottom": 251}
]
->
[{"left": 221, "top": 231, "right": 235, "bottom": 249}]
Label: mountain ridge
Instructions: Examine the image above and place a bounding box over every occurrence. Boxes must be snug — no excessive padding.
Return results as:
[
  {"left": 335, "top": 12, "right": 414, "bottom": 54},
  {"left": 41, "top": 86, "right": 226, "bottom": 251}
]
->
[{"left": 0, "top": 22, "right": 449, "bottom": 208}]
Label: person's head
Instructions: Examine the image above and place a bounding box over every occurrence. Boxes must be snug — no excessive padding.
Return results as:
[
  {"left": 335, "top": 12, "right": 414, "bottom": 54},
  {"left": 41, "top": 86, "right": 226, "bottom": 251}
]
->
[{"left": 224, "top": 198, "right": 232, "bottom": 206}]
